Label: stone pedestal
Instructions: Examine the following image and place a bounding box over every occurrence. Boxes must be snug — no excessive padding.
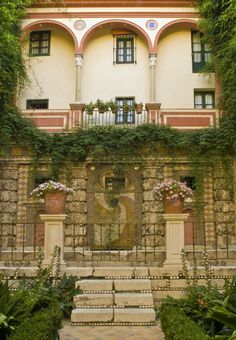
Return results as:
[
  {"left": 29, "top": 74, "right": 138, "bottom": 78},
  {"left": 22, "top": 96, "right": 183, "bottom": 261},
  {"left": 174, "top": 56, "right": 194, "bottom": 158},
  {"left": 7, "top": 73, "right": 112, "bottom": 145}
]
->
[
  {"left": 145, "top": 103, "right": 161, "bottom": 125},
  {"left": 40, "top": 214, "right": 67, "bottom": 267},
  {"left": 70, "top": 103, "right": 85, "bottom": 128},
  {"left": 163, "top": 213, "right": 189, "bottom": 268}
]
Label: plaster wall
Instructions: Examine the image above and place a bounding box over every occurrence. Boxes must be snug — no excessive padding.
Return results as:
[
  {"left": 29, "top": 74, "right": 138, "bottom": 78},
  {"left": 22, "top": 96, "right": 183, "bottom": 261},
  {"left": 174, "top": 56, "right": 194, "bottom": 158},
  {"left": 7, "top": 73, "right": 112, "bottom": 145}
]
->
[
  {"left": 18, "top": 28, "right": 76, "bottom": 110},
  {"left": 156, "top": 29, "right": 215, "bottom": 109},
  {"left": 81, "top": 28, "right": 149, "bottom": 103}
]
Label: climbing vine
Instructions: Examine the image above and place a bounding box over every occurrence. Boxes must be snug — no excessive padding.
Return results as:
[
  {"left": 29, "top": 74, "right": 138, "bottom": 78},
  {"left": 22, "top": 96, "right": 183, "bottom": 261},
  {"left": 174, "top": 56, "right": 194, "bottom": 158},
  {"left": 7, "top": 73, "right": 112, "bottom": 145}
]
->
[{"left": 0, "top": 0, "right": 235, "bottom": 181}]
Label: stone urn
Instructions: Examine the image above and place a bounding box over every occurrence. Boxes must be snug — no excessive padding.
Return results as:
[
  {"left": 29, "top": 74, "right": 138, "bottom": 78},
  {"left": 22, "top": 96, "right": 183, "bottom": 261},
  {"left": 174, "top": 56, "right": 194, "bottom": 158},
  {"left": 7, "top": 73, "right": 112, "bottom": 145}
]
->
[
  {"left": 163, "top": 197, "right": 184, "bottom": 214},
  {"left": 44, "top": 191, "right": 67, "bottom": 214}
]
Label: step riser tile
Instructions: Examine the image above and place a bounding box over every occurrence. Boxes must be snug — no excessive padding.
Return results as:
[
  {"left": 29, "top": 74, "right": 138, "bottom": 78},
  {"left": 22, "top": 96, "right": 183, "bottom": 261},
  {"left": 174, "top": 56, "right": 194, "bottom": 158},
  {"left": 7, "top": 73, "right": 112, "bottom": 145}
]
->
[
  {"left": 114, "top": 309, "right": 156, "bottom": 323},
  {"left": 115, "top": 293, "right": 153, "bottom": 307},
  {"left": 74, "top": 294, "right": 113, "bottom": 307},
  {"left": 76, "top": 280, "right": 113, "bottom": 291},
  {"left": 114, "top": 279, "right": 151, "bottom": 292},
  {"left": 71, "top": 308, "right": 113, "bottom": 323}
]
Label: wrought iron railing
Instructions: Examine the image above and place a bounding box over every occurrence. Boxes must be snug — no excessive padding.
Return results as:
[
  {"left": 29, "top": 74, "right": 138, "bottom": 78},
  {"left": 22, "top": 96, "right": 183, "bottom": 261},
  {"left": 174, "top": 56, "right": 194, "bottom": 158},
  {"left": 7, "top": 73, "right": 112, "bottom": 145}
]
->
[{"left": 83, "top": 109, "right": 148, "bottom": 128}]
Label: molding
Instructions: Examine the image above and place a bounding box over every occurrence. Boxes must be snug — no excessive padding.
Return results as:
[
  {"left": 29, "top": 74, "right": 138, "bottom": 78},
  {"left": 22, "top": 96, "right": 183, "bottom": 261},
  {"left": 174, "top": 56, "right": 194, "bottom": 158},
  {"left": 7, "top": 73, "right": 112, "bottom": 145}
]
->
[{"left": 25, "top": 12, "right": 199, "bottom": 19}]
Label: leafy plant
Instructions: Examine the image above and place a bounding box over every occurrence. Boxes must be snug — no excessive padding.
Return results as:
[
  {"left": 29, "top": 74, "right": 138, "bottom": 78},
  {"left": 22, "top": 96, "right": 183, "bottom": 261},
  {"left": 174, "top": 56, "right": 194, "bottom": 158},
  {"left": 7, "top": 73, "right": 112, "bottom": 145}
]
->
[
  {"left": 95, "top": 99, "right": 109, "bottom": 113},
  {"left": 160, "top": 301, "right": 209, "bottom": 340},
  {"left": 0, "top": 274, "right": 35, "bottom": 340}
]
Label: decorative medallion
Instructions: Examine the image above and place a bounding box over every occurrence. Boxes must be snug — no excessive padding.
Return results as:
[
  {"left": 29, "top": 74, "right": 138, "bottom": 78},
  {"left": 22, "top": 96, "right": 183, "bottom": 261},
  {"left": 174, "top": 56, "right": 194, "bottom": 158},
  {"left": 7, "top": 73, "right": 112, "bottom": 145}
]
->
[
  {"left": 73, "top": 20, "right": 86, "bottom": 31},
  {"left": 146, "top": 19, "right": 158, "bottom": 30}
]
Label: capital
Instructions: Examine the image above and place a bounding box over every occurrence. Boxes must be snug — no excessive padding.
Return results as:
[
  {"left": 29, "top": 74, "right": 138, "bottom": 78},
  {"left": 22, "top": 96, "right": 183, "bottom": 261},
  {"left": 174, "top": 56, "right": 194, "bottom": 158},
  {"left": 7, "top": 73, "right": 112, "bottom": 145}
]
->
[
  {"left": 75, "top": 54, "right": 83, "bottom": 66},
  {"left": 149, "top": 54, "right": 157, "bottom": 66}
]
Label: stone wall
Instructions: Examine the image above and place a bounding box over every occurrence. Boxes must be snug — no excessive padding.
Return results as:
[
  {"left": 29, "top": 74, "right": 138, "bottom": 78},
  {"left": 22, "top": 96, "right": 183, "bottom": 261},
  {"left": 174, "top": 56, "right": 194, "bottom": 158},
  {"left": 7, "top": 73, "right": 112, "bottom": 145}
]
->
[{"left": 0, "top": 156, "right": 235, "bottom": 265}]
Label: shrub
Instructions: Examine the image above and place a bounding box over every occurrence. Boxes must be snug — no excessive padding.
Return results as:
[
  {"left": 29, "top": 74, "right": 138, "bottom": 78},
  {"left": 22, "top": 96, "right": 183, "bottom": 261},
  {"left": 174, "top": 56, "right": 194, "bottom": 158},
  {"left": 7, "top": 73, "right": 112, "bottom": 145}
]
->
[
  {"left": 8, "top": 301, "right": 62, "bottom": 340},
  {"left": 160, "top": 303, "right": 209, "bottom": 340}
]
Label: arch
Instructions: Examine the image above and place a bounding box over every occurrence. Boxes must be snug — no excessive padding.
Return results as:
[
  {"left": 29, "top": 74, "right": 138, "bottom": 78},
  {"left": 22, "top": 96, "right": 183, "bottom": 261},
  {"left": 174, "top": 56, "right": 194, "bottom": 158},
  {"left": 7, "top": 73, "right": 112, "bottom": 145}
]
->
[
  {"left": 22, "top": 20, "right": 79, "bottom": 54},
  {"left": 154, "top": 19, "right": 198, "bottom": 51},
  {"left": 79, "top": 19, "right": 153, "bottom": 54}
]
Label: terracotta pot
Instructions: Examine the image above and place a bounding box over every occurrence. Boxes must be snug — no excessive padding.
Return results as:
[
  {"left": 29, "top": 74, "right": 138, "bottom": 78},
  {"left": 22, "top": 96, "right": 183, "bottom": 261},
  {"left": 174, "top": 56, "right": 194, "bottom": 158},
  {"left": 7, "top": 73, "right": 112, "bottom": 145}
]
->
[
  {"left": 44, "top": 191, "right": 67, "bottom": 214},
  {"left": 163, "top": 197, "right": 184, "bottom": 214}
]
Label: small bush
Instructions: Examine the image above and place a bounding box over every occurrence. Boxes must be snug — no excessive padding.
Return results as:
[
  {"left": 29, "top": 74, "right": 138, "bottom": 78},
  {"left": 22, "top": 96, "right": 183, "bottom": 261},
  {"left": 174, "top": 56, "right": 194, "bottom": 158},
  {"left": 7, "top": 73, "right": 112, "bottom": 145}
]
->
[
  {"left": 8, "top": 301, "right": 62, "bottom": 340},
  {"left": 160, "top": 303, "right": 209, "bottom": 340}
]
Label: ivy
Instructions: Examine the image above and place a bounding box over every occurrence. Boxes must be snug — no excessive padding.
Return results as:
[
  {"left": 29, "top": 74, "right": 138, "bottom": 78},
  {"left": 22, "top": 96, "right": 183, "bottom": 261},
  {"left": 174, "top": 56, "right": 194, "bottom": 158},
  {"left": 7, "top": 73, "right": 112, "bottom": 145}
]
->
[{"left": 0, "top": 0, "right": 235, "bottom": 181}]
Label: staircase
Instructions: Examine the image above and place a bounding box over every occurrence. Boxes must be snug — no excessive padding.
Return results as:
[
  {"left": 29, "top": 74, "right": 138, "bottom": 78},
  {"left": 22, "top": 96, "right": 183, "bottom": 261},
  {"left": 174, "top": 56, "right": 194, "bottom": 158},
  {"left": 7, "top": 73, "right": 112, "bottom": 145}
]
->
[{"left": 71, "top": 268, "right": 156, "bottom": 326}]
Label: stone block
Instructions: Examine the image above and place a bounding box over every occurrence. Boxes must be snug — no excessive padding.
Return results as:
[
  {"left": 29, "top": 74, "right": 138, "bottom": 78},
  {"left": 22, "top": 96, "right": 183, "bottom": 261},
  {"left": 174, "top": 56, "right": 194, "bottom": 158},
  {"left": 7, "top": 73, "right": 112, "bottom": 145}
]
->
[
  {"left": 66, "top": 267, "right": 93, "bottom": 277},
  {"left": 170, "top": 279, "right": 187, "bottom": 288},
  {"left": 93, "top": 267, "right": 134, "bottom": 278},
  {"left": 153, "top": 290, "right": 185, "bottom": 300},
  {"left": 74, "top": 293, "right": 113, "bottom": 307},
  {"left": 115, "top": 293, "right": 153, "bottom": 307},
  {"left": 76, "top": 279, "right": 113, "bottom": 291},
  {"left": 114, "top": 279, "right": 151, "bottom": 292},
  {"left": 114, "top": 308, "right": 155, "bottom": 323},
  {"left": 134, "top": 267, "right": 149, "bottom": 277},
  {"left": 151, "top": 279, "right": 168, "bottom": 288},
  {"left": 71, "top": 308, "right": 113, "bottom": 323}
]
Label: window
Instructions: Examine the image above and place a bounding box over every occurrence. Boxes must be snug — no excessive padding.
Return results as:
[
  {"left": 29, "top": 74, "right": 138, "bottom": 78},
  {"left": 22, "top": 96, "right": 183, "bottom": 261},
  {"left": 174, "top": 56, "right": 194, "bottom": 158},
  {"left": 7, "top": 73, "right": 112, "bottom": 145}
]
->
[
  {"left": 105, "top": 177, "right": 125, "bottom": 191},
  {"left": 114, "top": 35, "right": 135, "bottom": 64},
  {"left": 192, "top": 31, "right": 211, "bottom": 73},
  {"left": 29, "top": 31, "right": 51, "bottom": 56},
  {"left": 115, "top": 97, "right": 135, "bottom": 124},
  {"left": 26, "top": 99, "right": 49, "bottom": 110},
  {"left": 194, "top": 91, "right": 215, "bottom": 109}
]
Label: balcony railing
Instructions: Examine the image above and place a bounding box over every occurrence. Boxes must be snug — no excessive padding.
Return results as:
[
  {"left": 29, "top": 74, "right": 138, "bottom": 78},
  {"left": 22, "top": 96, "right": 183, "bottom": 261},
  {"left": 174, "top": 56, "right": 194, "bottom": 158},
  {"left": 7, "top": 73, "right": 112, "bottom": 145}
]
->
[{"left": 83, "top": 109, "right": 148, "bottom": 128}]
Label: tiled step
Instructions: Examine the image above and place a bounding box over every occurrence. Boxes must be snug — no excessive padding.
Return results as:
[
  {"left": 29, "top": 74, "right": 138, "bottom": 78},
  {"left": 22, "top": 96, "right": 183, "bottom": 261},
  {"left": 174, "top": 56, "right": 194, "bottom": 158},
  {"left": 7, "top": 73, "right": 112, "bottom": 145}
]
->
[
  {"left": 76, "top": 279, "right": 113, "bottom": 292},
  {"left": 71, "top": 308, "right": 113, "bottom": 323},
  {"left": 114, "top": 279, "right": 151, "bottom": 292},
  {"left": 74, "top": 293, "right": 113, "bottom": 307},
  {"left": 114, "top": 293, "right": 153, "bottom": 307},
  {"left": 114, "top": 308, "right": 156, "bottom": 323}
]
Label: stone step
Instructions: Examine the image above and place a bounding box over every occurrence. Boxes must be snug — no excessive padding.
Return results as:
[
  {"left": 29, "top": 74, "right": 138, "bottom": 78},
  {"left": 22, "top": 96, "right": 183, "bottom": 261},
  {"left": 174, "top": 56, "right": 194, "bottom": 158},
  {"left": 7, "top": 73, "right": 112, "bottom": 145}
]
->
[
  {"left": 74, "top": 293, "right": 113, "bottom": 307},
  {"left": 71, "top": 308, "right": 113, "bottom": 323},
  {"left": 76, "top": 279, "right": 113, "bottom": 292},
  {"left": 114, "top": 293, "right": 154, "bottom": 307},
  {"left": 114, "top": 279, "right": 151, "bottom": 292},
  {"left": 71, "top": 308, "right": 156, "bottom": 324},
  {"left": 114, "top": 308, "right": 156, "bottom": 323}
]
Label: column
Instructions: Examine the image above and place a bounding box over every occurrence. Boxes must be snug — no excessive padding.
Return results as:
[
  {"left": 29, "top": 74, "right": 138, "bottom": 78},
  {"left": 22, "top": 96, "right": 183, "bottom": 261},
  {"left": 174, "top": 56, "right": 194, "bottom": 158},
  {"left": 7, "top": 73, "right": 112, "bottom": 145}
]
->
[
  {"left": 163, "top": 213, "right": 189, "bottom": 268},
  {"left": 149, "top": 54, "right": 157, "bottom": 102},
  {"left": 40, "top": 214, "right": 67, "bottom": 267},
  {"left": 75, "top": 54, "right": 83, "bottom": 102}
]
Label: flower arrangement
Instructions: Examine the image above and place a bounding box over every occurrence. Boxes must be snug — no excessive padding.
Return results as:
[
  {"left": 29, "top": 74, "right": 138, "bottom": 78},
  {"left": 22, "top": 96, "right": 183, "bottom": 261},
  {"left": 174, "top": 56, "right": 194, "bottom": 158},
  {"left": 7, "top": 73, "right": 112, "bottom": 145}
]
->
[
  {"left": 31, "top": 180, "right": 74, "bottom": 198},
  {"left": 153, "top": 180, "right": 193, "bottom": 201}
]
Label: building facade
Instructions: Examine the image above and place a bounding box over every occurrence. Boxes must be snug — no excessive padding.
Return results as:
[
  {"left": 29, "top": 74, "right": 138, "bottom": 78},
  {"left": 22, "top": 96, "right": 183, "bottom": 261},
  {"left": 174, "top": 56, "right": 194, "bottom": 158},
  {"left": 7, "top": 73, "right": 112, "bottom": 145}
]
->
[{"left": 0, "top": 0, "right": 235, "bottom": 278}]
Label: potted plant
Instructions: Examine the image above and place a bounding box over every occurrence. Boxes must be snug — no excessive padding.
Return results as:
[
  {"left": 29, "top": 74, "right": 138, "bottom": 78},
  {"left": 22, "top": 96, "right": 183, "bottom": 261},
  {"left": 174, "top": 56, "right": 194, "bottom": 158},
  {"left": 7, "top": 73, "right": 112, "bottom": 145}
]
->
[
  {"left": 96, "top": 99, "right": 109, "bottom": 114},
  {"left": 31, "top": 180, "right": 74, "bottom": 214},
  {"left": 122, "top": 101, "right": 131, "bottom": 113},
  {"left": 135, "top": 102, "right": 143, "bottom": 114},
  {"left": 108, "top": 100, "right": 118, "bottom": 114},
  {"left": 84, "top": 102, "right": 95, "bottom": 115},
  {"left": 153, "top": 180, "right": 193, "bottom": 213}
]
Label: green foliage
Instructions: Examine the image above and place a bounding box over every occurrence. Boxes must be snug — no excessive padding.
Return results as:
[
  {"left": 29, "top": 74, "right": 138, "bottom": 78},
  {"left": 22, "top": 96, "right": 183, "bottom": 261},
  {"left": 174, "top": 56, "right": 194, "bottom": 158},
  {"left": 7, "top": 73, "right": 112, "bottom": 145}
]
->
[
  {"left": 19, "top": 247, "right": 81, "bottom": 317},
  {"left": 8, "top": 301, "right": 62, "bottom": 340},
  {"left": 159, "top": 302, "right": 210, "bottom": 340},
  {"left": 0, "top": 274, "right": 35, "bottom": 340}
]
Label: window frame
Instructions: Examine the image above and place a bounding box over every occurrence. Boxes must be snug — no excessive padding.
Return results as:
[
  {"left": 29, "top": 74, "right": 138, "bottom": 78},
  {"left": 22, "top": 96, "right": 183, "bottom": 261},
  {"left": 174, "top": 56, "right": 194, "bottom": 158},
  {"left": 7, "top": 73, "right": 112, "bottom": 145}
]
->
[
  {"left": 113, "top": 34, "right": 136, "bottom": 64},
  {"left": 191, "top": 30, "right": 211, "bottom": 73},
  {"left": 194, "top": 91, "right": 215, "bottom": 109},
  {"left": 115, "top": 97, "right": 135, "bottom": 125},
  {"left": 26, "top": 99, "right": 49, "bottom": 110},
  {"left": 29, "top": 30, "right": 51, "bottom": 57}
]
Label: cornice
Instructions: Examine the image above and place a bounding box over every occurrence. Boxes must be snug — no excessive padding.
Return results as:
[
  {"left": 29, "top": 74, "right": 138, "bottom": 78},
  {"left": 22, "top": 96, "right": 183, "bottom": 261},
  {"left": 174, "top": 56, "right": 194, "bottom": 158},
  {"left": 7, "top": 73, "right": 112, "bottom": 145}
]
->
[{"left": 31, "top": 0, "right": 196, "bottom": 8}]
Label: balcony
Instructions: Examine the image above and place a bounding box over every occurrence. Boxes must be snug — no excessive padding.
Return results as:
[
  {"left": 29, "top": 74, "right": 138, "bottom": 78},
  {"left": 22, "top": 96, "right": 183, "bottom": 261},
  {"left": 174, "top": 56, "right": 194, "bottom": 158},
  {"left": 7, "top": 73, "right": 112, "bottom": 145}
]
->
[{"left": 22, "top": 105, "right": 218, "bottom": 133}]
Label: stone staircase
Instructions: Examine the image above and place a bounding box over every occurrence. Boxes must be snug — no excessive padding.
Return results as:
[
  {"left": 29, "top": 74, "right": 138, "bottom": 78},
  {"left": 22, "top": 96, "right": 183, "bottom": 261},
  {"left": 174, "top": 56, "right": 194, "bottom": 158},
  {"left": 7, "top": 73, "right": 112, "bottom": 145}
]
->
[{"left": 71, "top": 268, "right": 156, "bottom": 326}]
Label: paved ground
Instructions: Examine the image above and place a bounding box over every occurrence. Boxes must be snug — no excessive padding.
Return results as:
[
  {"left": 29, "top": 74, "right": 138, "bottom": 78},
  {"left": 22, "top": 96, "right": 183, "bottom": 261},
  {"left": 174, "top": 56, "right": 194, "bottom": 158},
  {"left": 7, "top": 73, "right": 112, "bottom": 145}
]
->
[{"left": 59, "top": 320, "right": 165, "bottom": 340}]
